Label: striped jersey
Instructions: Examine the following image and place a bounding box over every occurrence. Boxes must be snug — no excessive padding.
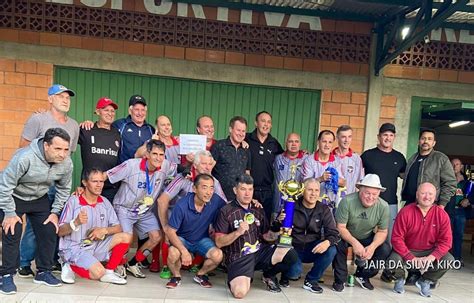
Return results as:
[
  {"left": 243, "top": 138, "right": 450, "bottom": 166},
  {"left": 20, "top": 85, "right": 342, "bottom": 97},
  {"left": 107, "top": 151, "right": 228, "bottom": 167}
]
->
[
  {"left": 108, "top": 158, "right": 177, "bottom": 212},
  {"left": 165, "top": 136, "right": 181, "bottom": 165},
  {"left": 274, "top": 151, "right": 308, "bottom": 184},
  {"left": 164, "top": 171, "right": 227, "bottom": 205},
  {"left": 59, "top": 195, "right": 119, "bottom": 253},
  {"left": 302, "top": 152, "right": 343, "bottom": 204},
  {"left": 333, "top": 147, "right": 364, "bottom": 194}
]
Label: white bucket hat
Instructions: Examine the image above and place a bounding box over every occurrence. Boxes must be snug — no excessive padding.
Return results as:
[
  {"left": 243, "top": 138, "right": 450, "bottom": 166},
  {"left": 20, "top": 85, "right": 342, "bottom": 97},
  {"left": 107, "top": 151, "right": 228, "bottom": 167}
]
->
[{"left": 356, "top": 174, "right": 386, "bottom": 192}]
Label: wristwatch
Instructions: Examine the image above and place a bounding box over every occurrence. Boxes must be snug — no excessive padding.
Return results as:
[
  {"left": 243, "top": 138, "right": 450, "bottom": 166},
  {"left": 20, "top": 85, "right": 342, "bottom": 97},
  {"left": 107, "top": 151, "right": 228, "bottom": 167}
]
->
[{"left": 69, "top": 220, "right": 80, "bottom": 231}]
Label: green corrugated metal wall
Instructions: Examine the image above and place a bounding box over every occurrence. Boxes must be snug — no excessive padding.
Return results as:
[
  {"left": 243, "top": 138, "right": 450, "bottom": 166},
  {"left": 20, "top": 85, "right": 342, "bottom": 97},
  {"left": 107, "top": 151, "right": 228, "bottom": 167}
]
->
[{"left": 55, "top": 66, "right": 321, "bottom": 186}]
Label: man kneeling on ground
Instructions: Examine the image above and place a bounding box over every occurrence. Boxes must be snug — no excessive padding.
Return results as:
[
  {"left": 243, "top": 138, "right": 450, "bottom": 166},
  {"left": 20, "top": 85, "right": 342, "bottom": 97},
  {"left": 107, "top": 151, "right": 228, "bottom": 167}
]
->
[
  {"left": 214, "top": 174, "right": 298, "bottom": 298},
  {"left": 58, "top": 168, "right": 130, "bottom": 285},
  {"left": 164, "top": 174, "right": 225, "bottom": 288},
  {"left": 280, "top": 178, "right": 339, "bottom": 293},
  {"left": 389, "top": 182, "right": 454, "bottom": 298}
]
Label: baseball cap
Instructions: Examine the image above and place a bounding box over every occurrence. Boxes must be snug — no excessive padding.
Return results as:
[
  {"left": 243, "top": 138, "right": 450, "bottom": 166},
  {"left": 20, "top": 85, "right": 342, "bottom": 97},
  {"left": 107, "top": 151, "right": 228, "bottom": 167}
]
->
[
  {"left": 129, "top": 95, "right": 147, "bottom": 106},
  {"left": 379, "top": 123, "right": 396, "bottom": 134},
  {"left": 48, "top": 84, "right": 75, "bottom": 96},
  {"left": 96, "top": 97, "right": 118, "bottom": 110}
]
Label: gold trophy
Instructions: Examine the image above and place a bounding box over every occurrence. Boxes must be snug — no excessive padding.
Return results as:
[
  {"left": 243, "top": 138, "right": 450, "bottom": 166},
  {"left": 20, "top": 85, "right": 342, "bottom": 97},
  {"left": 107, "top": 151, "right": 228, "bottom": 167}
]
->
[{"left": 277, "top": 164, "right": 304, "bottom": 247}]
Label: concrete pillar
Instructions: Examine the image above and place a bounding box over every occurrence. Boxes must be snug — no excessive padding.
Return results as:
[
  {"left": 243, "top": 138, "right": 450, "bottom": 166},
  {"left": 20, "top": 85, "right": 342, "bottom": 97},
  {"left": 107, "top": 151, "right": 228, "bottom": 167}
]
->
[{"left": 363, "top": 32, "right": 384, "bottom": 150}]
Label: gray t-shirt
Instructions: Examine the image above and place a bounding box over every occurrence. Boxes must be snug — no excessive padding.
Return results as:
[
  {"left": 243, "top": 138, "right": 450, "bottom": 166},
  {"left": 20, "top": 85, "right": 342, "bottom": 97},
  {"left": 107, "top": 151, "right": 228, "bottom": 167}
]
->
[{"left": 22, "top": 111, "right": 79, "bottom": 152}]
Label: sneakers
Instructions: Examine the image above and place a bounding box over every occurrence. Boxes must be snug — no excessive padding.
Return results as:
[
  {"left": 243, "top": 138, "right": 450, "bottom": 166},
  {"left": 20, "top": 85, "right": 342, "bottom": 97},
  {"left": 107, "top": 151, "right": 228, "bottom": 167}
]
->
[
  {"left": 332, "top": 281, "right": 344, "bottom": 292},
  {"left": 279, "top": 277, "right": 290, "bottom": 288},
  {"left": 100, "top": 269, "right": 127, "bottom": 285},
  {"left": 355, "top": 275, "right": 374, "bottom": 290},
  {"left": 303, "top": 279, "right": 323, "bottom": 294},
  {"left": 159, "top": 266, "right": 171, "bottom": 279},
  {"left": 34, "top": 271, "right": 62, "bottom": 287},
  {"left": 51, "top": 263, "right": 62, "bottom": 273},
  {"left": 18, "top": 266, "right": 35, "bottom": 278},
  {"left": 126, "top": 263, "right": 146, "bottom": 278},
  {"left": 115, "top": 265, "right": 127, "bottom": 279},
  {"left": 149, "top": 260, "right": 160, "bottom": 273},
  {"left": 393, "top": 278, "right": 405, "bottom": 294},
  {"left": 262, "top": 276, "right": 282, "bottom": 293},
  {"left": 0, "top": 275, "right": 17, "bottom": 295},
  {"left": 193, "top": 274, "right": 213, "bottom": 288},
  {"left": 60, "top": 263, "right": 75, "bottom": 284},
  {"left": 415, "top": 279, "right": 432, "bottom": 297},
  {"left": 138, "top": 259, "right": 150, "bottom": 269},
  {"left": 166, "top": 277, "right": 182, "bottom": 289},
  {"left": 430, "top": 280, "right": 440, "bottom": 289}
]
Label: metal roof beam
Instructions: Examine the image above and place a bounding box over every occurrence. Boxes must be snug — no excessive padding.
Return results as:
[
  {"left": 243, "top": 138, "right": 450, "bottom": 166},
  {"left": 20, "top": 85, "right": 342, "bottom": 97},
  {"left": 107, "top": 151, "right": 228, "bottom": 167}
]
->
[{"left": 375, "top": 0, "right": 469, "bottom": 75}]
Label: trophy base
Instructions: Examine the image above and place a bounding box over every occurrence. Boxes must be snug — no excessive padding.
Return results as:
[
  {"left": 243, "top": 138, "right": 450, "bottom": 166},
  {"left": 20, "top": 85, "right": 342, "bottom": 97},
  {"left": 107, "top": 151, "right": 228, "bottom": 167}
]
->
[{"left": 277, "top": 235, "right": 293, "bottom": 248}]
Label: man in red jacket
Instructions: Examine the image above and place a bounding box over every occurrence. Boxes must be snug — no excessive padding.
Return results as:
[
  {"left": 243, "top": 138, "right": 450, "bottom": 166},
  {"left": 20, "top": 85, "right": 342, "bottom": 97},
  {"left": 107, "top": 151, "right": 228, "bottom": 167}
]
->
[{"left": 389, "top": 182, "right": 454, "bottom": 298}]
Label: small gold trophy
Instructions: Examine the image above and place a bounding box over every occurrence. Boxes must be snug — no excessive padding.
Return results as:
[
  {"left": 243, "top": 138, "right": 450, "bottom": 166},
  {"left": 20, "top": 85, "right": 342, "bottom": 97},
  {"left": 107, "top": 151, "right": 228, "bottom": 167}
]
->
[{"left": 277, "top": 164, "right": 304, "bottom": 247}]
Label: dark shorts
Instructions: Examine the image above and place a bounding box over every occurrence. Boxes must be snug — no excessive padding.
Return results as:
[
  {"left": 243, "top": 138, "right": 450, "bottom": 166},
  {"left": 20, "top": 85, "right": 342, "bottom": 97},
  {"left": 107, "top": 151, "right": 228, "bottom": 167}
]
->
[{"left": 227, "top": 244, "right": 277, "bottom": 283}]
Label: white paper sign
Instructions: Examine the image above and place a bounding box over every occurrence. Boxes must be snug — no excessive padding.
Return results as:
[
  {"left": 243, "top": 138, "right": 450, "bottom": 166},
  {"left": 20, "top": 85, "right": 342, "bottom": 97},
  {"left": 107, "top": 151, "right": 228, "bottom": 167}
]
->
[{"left": 179, "top": 134, "right": 207, "bottom": 154}]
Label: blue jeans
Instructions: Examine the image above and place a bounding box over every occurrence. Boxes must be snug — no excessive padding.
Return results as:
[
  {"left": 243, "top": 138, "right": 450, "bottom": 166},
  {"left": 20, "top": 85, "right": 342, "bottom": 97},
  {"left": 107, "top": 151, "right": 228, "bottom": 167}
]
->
[
  {"left": 284, "top": 240, "right": 337, "bottom": 282},
  {"left": 178, "top": 237, "right": 215, "bottom": 258},
  {"left": 451, "top": 208, "right": 467, "bottom": 260},
  {"left": 20, "top": 186, "right": 57, "bottom": 267}
]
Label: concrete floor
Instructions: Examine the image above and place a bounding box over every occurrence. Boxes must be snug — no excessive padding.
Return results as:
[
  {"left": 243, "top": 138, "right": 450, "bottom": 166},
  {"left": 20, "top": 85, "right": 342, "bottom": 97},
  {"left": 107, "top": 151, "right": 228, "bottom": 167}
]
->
[{"left": 2, "top": 245, "right": 473, "bottom": 303}]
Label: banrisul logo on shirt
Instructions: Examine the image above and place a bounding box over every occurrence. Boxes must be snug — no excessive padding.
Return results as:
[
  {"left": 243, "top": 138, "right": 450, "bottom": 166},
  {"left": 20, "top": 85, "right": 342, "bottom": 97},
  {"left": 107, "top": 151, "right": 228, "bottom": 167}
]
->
[{"left": 357, "top": 212, "right": 368, "bottom": 220}]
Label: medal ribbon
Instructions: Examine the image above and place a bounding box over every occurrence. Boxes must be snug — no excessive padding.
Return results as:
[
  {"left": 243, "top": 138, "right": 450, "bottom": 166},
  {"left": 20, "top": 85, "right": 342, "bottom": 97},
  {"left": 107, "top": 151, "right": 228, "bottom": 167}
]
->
[{"left": 145, "top": 162, "right": 156, "bottom": 196}]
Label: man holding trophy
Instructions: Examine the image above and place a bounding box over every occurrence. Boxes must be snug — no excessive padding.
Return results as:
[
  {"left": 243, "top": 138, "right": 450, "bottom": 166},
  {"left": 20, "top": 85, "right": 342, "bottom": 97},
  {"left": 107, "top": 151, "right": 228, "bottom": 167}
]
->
[{"left": 276, "top": 164, "right": 339, "bottom": 293}]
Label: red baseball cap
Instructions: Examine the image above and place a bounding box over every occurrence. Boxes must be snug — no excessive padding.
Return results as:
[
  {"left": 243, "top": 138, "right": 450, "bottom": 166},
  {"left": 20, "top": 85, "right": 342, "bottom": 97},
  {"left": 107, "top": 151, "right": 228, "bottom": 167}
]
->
[{"left": 96, "top": 97, "right": 118, "bottom": 110}]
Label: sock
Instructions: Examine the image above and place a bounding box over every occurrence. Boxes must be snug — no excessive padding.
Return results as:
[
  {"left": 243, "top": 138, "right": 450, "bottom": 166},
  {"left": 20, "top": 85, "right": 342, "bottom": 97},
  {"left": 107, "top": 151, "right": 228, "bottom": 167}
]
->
[
  {"left": 70, "top": 265, "right": 90, "bottom": 279},
  {"left": 106, "top": 243, "right": 130, "bottom": 270},
  {"left": 192, "top": 254, "right": 204, "bottom": 266},
  {"left": 162, "top": 242, "right": 169, "bottom": 267},
  {"left": 263, "top": 249, "right": 298, "bottom": 278}
]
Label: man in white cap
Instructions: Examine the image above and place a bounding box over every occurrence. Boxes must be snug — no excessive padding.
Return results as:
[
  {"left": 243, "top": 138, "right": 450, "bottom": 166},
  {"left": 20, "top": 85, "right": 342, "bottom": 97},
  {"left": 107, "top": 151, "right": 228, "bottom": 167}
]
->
[{"left": 332, "top": 174, "right": 390, "bottom": 292}]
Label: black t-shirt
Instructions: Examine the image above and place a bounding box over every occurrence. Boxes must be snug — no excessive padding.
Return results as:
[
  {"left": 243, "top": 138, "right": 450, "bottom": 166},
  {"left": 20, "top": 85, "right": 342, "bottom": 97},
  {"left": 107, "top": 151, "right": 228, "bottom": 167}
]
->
[
  {"left": 246, "top": 130, "right": 284, "bottom": 190},
  {"left": 361, "top": 147, "right": 407, "bottom": 205},
  {"left": 79, "top": 123, "right": 121, "bottom": 189},
  {"left": 402, "top": 154, "right": 428, "bottom": 205}
]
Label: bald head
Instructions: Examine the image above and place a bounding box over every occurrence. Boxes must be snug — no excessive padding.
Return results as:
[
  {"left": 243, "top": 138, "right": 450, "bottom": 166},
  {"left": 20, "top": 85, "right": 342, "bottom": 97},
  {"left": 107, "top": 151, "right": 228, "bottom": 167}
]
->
[
  {"left": 156, "top": 115, "right": 172, "bottom": 137},
  {"left": 416, "top": 182, "right": 437, "bottom": 209},
  {"left": 286, "top": 133, "right": 301, "bottom": 155}
]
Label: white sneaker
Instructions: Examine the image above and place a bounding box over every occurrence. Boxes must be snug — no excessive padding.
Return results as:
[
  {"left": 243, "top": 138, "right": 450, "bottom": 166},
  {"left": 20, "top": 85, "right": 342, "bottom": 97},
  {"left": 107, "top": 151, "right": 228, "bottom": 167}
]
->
[
  {"left": 100, "top": 269, "right": 127, "bottom": 285},
  {"left": 60, "top": 263, "right": 75, "bottom": 284},
  {"left": 114, "top": 265, "right": 127, "bottom": 279},
  {"left": 126, "top": 263, "right": 146, "bottom": 278}
]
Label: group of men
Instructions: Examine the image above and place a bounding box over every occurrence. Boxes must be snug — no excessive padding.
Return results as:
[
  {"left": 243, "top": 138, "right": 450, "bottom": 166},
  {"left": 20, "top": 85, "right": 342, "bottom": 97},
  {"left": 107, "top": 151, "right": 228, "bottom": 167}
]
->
[{"left": 0, "top": 84, "right": 470, "bottom": 299}]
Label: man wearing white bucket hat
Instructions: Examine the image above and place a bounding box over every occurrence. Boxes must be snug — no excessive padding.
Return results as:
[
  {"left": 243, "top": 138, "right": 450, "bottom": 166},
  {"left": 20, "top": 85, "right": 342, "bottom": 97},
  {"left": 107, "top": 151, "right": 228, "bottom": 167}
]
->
[{"left": 332, "top": 174, "right": 390, "bottom": 292}]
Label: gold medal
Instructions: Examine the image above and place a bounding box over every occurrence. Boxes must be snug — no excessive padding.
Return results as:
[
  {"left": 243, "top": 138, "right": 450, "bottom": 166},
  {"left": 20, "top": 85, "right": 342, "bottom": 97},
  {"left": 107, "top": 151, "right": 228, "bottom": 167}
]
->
[
  {"left": 143, "top": 195, "right": 154, "bottom": 206},
  {"left": 244, "top": 213, "right": 255, "bottom": 225}
]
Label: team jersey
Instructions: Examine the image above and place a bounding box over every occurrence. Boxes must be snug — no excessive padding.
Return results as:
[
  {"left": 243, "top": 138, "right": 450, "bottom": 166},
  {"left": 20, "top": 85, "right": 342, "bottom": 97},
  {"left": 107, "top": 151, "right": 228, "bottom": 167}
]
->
[
  {"left": 214, "top": 201, "right": 269, "bottom": 266},
  {"left": 107, "top": 158, "right": 177, "bottom": 213},
  {"left": 164, "top": 171, "right": 227, "bottom": 205},
  {"left": 59, "top": 195, "right": 119, "bottom": 254},
  {"left": 302, "top": 152, "right": 343, "bottom": 206},
  {"left": 332, "top": 148, "right": 364, "bottom": 194},
  {"left": 165, "top": 136, "right": 181, "bottom": 165},
  {"left": 273, "top": 151, "right": 308, "bottom": 213}
]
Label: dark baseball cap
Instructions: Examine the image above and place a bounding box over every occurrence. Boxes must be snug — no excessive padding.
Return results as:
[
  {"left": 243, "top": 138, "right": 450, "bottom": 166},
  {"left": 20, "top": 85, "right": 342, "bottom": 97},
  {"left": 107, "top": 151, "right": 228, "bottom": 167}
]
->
[
  {"left": 379, "top": 123, "right": 396, "bottom": 134},
  {"left": 129, "top": 95, "right": 147, "bottom": 106}
]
